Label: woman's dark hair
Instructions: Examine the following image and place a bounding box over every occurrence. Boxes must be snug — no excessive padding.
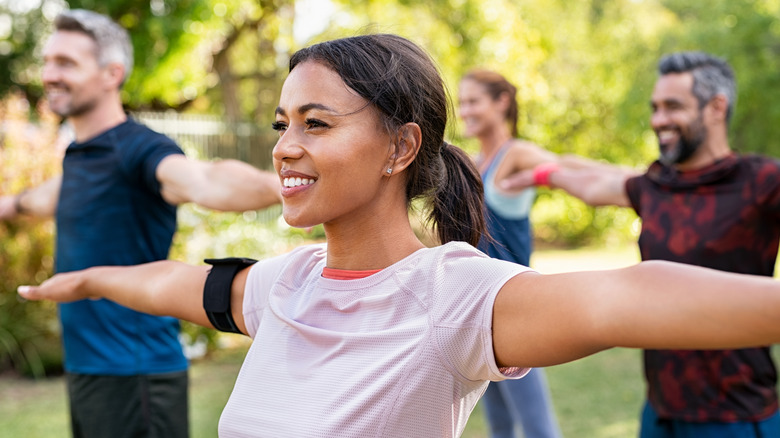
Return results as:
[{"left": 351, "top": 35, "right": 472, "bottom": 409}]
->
[
  {"left": 289, "top": 34, "right": 485, "bottom": 246},
  {"left": 462, "top": 69, "right": 519, "bottom": 137}
]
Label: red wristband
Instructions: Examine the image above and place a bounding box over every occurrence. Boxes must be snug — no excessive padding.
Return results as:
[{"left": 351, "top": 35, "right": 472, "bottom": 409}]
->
[{"left": 532, "top": 162, "right": 560, "bottom": 186}]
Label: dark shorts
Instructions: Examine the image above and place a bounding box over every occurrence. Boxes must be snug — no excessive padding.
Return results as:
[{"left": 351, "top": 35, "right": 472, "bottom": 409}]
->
[
  {"left": 66, "top": 371, "right": 189, "bottom": 438},
  {"left": 640, "top": 401, "right": 780, "bottom": 438}
]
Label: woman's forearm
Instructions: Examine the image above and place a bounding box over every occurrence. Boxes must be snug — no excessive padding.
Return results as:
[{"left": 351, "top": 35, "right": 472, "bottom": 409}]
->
[
  {"left": 595, "top": 260, "right": 780, "bottom": 350},
  {"left": 20, "top": 261, "right": 213, "bottom": 327}
]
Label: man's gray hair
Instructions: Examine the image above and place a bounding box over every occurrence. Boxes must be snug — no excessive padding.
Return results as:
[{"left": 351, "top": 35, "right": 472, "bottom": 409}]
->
[
  {"left": 53, "top": 9, "right": 133, "bottom": 85},
  {"left": 658, "top": 51, "right": 736, "bottom": 124}
]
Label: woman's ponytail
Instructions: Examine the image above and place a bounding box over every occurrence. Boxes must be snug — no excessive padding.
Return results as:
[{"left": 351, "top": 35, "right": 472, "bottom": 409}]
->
[{"left": 428, "top": 142, "right": 486, "bottom": 246}]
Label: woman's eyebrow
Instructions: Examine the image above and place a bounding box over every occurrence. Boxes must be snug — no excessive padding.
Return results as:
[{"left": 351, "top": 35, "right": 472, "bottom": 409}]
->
[{"left": 275, "top": 103, "right": 338, "bottom": 117}]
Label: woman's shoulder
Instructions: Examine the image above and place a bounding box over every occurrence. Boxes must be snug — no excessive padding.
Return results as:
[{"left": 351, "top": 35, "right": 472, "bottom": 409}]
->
[
  {"left": 415, "top": 242, "right": 528, "bottom": 275},
  {"left": 251, "top": 243, "right": 327, "bottom": 277},
  {"left": 421, "top": 241, "right": 485, "bottom": 259},
  {"left": 508, "top": 138, "right": 542, "bottom": 149},
  {"left": 506, "top": 138, "right": 546, "bottom": 156},
  {"left": 412, "top": 243, "right": 533, "bottom": 321}
]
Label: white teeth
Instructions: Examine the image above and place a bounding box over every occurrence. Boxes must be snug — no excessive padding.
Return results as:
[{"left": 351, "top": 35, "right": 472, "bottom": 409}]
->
[
  {"left": 283, "top": 177, "right": 315, "bottom": 188},
  {"left": 657, "top": 130, "right": 678, "bottom": 142}
]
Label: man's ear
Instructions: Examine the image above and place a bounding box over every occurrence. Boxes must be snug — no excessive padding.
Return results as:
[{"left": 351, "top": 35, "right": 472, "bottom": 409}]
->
[
  {"left": 708, "top": 94, "right": 729, "bottom": 123},
  {"left": 103, "top": 62, "right": 126, "bottom": 90},
  {"left": 385, "top": 122, "right": 422, "bottom": 175}
]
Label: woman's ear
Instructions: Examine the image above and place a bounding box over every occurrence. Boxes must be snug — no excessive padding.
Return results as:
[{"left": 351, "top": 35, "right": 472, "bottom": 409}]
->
[
  {"left": 497, "top": 91, "right": 512, "bottom": 113},
  {"left": 386, "top": 122, "right": 422, "bottom": 175}
]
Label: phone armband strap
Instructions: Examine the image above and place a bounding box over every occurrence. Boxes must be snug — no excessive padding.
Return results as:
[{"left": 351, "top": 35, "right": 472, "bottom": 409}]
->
[{"left": 203, "top": 257, "right": 257, "bottom": 334}]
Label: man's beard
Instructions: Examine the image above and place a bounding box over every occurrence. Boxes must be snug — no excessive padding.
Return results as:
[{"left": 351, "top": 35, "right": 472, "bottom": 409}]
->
[
  {"left": 47, "top": 85, "right": 99, "bottom": 118},
  {"left": 658, "top": 115, "right": 707, "bottom": 167}
]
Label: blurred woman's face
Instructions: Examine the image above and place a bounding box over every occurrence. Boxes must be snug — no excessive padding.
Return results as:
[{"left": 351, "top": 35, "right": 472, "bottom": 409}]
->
[
  {"left": 272, "top": 61, "right": 394, "bottom": 229},
  {"left": 458, "top": 79, "right": 507, "bottom": 139}
]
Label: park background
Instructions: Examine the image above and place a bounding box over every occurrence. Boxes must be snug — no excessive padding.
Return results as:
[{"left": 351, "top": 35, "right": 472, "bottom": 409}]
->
[{"left": 2, "top": 0, "right": 780, "bottom": 436}]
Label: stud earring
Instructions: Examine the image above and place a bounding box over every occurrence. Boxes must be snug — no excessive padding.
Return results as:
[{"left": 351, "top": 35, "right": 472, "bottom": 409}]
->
[{"left": 386, "top": 168, "right": 393, "bottom": 174}]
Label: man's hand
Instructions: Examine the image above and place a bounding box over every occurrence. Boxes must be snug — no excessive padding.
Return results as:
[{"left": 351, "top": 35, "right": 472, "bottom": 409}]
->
[
  {"left": 18, "top": 271, "right": 91, "bottom": 303},
  {"left": 0, "top": 195, "right": 18, "bottom": 220},
  {"left": 498, "top": 168, "right": 536, "bottom": 192}
]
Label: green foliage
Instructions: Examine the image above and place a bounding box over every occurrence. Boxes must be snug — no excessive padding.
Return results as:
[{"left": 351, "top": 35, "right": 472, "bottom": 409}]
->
[
  {"left": 657, "top": 0, "right": 780, "bottom": 157},
  {"left": 0, "top": 94, "right": 62, "bottom": 376},
  {"left": 532, "top": 190, "right": 640, "bottom": 248},
  {"left": 3, "top": 0, "right": 780, "bottom": 253},
  {"left": 0, "top": 4, "right": 50, "bottom": 106}
]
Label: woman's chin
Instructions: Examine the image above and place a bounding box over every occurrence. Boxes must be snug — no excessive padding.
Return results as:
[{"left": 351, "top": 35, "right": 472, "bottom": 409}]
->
[{"left": 282, "top": 212, "right": 319, "bottom": 230}]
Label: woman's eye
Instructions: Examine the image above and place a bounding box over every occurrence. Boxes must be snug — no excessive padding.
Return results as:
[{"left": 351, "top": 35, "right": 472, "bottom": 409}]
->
[
  {"left": 271, "top": 121, "right": 287, "bottom": 133},
  {"left": 306, "top": 119, "right": 328, "bottom": 129}
]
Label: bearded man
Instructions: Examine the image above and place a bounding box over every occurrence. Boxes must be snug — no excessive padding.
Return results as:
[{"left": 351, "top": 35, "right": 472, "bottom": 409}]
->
[{"left": 503, "top": 52, "right": 780, "bottom": 438}]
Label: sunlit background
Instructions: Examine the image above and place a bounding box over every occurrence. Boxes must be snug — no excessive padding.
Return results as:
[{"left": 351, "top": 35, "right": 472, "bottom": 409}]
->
[{"left": 3, "top": 1, "right": 780, "bottom": 436}]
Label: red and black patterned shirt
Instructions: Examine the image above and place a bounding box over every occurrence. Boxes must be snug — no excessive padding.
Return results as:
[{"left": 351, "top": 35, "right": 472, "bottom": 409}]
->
[{"left": 626, "top": 153, "right": 780, "bottom": 422}]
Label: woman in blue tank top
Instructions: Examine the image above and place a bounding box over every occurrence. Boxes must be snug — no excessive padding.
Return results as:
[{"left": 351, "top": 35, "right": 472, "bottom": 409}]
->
[{"left": 458, "top": 70, "right": 562, "bottom": 438}]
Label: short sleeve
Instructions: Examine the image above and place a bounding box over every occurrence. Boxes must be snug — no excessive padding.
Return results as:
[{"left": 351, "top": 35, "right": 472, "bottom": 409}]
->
[
  {"left": 429, "top": 244, "right": 533, "bottom": 382},
  {"left": 625, "top": 174, "right": 644, "bottom": 215},
  {"left": 754, "top": 157, "right": 780, "bottom": 217},
  {"left": 242, "top": 246, "right": 325, "bottom": 338},
  {"left": 140, "top": 141, "right": 183, "bottom": 193},
  {"left": 243, "top": 258, "right": 277, "bottom": 338},
  {"left": 117, "top": 122, "right": 184, "bottom": 194}
]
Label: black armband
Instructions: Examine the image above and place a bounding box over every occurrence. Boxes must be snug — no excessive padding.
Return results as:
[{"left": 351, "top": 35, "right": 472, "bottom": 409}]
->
[{"left": 203, "top": 257, "right": 257, "bottom": 334}]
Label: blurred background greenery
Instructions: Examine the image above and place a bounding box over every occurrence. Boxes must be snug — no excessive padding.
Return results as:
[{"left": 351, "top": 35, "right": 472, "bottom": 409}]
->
[{"left": 2, "top": 0, "right": 779, "bottom": 381}]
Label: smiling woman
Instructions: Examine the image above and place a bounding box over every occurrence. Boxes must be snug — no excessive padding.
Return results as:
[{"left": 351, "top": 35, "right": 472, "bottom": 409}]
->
[
  {"left": 458, "top": 69, "right": 563, "bottom": 438},
  {"left": 271, "top": 63, "right": 400, "bottom": 236},
  {"left": 17, "top": 33, "right": 780, "bottom": 438}
]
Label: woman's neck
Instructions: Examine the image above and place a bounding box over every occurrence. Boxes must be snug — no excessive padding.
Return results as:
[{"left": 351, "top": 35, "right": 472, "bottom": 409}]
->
[
  {"left": 322, "top": 197, "right": 426, "bottom": 271},
  {"left": 325, "top": 224, "right": 426, "bottom": 271},
  {"left": 477, "top": 128, "right": 513, "bottom": 171}
]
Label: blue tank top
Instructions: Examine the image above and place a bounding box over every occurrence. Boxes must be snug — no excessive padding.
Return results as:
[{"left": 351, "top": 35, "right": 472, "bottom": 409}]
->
[
  {"left": 56, "top": 119, "right": 188, "bottom": 375},
  {"left": 477, "top": 144, "right": 536, "bottom": 266}
]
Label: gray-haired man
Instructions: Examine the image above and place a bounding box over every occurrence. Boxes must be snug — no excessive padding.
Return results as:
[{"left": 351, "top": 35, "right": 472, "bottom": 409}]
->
[{"left": 1, "top": 9, "right": 280, "bottom": 437}]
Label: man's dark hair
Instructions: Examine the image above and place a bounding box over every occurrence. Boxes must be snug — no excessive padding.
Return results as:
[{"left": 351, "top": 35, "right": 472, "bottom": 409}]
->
[{"left": 658, "top": 51, "right": 736, "bottom": 124}]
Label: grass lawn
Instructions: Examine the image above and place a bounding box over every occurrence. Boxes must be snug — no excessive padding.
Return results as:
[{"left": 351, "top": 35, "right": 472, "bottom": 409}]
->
[{"left": 1, "top": 243, "right": 773, "bottom": 437}]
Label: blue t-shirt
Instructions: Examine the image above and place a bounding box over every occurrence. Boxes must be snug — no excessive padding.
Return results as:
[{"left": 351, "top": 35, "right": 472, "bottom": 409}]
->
[
  {"left": 56, "top": 118, "right": 188, "bottom": 375},
  {"left": 477, "top": 144, "right": 536, "bottom": 266}
]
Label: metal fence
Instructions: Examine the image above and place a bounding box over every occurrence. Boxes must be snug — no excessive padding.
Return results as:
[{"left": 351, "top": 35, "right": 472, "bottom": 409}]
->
[{"left": 135, "top": 111, "right": 277, "bottom": 171}]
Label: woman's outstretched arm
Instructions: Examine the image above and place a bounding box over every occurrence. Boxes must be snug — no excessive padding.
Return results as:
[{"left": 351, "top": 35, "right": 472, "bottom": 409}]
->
[
  {"left": 18, "top": 260, "right": 251, "bottom": 335},
  {"left": 493, "top": 260, "right": 780, "bottom": 368}
]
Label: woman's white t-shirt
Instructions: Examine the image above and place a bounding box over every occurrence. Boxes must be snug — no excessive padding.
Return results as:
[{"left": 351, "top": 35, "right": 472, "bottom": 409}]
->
[{"left": 219, "top": 241, "right": 533, "bottom": 437}]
